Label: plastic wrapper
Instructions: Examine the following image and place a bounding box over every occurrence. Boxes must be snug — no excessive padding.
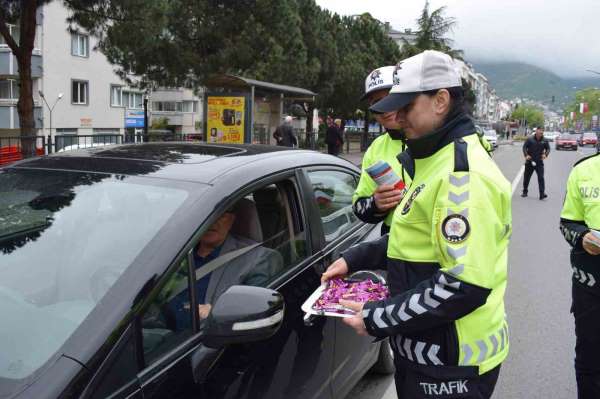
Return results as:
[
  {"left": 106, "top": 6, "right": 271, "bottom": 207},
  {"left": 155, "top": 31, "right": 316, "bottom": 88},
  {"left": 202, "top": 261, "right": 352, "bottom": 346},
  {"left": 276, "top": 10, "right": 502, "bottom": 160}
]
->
[{"left": 302, "top": 276, "right": 389, "bottom": 318}]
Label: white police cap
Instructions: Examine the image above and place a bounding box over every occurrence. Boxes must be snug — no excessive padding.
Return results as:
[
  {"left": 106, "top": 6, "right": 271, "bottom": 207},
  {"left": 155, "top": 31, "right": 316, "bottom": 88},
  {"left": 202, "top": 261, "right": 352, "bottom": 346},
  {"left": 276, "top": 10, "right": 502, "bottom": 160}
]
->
[
  {"left": 370, "top": 51, "right": 461, "bottom": 113},
  {"left": 361, "top": 66, "right": 395, "bottom": 101}
]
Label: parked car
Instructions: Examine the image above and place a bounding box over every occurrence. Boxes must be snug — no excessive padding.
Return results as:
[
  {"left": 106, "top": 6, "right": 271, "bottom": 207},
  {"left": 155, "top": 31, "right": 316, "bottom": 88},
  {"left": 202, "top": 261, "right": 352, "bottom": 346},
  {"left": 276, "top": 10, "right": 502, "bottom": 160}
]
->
[
  {"left": 543, "top": 131, "right": 559, "bottom": 142},
  {"left": 580, "top": 132, "right": 598, "bottom": 147},
  {"left": 484, "top": 129, "right": 498, "bottom": 149},
  {"left": 555, "top": 133, "right": 579, "bottom": 151},
  {"left": 0, "top": 143, "right": 394, "bottom": 399}
]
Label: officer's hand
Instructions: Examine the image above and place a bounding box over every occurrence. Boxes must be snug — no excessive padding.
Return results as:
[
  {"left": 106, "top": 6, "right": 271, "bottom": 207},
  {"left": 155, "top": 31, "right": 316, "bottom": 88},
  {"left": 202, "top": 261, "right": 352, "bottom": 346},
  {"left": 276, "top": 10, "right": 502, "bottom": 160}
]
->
[
  {"left": 525, "top": 155, "right": 532, "bottom": 161},
  {"left": 542, "top": 154, "right": 547, "bottom": 160},
  {"left": 339, "top": 300, "right": 368, "bottom": 336},
  {"left": 583, "top": 232, "right": 600, "bottom": 256},
  {"left": 374, "top": 184, "right": 404, "bottom": 212},
  {"left": 321, "top": 257, "right": 349, "bottom": 284}
]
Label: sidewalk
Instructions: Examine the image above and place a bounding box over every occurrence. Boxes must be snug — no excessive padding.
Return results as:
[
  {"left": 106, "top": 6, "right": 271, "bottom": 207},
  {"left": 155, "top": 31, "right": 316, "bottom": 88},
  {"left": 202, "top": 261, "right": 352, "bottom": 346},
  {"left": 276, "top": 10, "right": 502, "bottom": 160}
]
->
[{"left": 340, "top": 151, "right": 364, "bottom": 166}]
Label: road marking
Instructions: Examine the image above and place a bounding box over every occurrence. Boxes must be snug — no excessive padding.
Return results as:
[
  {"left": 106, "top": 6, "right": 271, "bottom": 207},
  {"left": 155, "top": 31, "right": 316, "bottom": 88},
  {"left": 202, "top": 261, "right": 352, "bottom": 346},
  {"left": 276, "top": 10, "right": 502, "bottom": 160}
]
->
[{"left": 511, "top": 165, "right": 525, "bottom": 196}]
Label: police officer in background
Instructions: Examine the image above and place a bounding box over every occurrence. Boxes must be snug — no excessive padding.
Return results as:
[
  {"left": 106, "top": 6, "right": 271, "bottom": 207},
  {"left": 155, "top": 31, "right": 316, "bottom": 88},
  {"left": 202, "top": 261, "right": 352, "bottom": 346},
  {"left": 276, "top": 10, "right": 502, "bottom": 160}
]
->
[
  {"left": 322, "top": 50, "right": 511, "bottom": 398},
  {"left": 353, "top": 66, "right": 409, "bottom": 235},
  {"left": 560, "top": 151, "right": 600, "bottom": 399},
  {"left": 522, "top": 126, "right": 550, "bottom": 199}
]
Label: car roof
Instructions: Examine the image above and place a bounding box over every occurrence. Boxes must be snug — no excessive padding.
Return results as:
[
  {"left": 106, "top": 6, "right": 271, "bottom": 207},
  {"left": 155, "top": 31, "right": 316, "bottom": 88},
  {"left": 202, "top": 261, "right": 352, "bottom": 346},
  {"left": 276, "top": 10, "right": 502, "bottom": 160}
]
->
[{"left": 7, "top": 142, "right": 358, "bottom": 184}]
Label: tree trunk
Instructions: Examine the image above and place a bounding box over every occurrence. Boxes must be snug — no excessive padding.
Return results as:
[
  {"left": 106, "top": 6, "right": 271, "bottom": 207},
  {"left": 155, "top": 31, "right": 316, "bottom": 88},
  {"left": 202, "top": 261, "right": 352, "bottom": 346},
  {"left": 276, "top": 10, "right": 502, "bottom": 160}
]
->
[
  {"left": 17, "top": 55, "right": 36, "bottom": 156},
  {"left": 17, "top": 0, "right": 39, "bottom": 158}
]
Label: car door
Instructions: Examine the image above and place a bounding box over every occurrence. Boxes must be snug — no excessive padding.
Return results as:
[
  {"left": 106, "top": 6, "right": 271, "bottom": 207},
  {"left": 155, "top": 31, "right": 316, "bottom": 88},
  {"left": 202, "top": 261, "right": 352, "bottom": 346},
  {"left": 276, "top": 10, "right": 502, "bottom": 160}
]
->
[
  {"left": 300, "top": 167, "right": 383, "bottom": 398},
  {"left": 80, "top": 172, "right": 337, "bottom": 399},
  {"left": 192, "top": 174, "right": 336, "bottom": 399}
]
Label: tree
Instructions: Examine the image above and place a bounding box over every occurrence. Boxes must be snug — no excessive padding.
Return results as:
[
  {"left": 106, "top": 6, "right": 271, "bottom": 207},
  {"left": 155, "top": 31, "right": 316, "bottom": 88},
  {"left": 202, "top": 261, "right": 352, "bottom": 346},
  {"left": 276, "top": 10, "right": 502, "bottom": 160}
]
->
[
  {"left": 511, "top": 104, "right": 544, "bottom": 131},
  {"left": 399, "top": 1, "right": 463, "bottom": 60},
  {"left": 65, "top": 0, "right": 400, "bottom": 118},
  {"left": 0, "top": 0, "right": 51, "bottom": 155},
  {"left": 562, "top": 88, "right": 600, "bottom": 130}
]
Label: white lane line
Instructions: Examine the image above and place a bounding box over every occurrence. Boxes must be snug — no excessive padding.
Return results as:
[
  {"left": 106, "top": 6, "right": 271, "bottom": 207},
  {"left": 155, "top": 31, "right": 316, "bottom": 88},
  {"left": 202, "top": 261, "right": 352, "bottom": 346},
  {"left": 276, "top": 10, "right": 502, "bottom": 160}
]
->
[{"left": 512, "top": 165, "right": 525, "bottom": 196}]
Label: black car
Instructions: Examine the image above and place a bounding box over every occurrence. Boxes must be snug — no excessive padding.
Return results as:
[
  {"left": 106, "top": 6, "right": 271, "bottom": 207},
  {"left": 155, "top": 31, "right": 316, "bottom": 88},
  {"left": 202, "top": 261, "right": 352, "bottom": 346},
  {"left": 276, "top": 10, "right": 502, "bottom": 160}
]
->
[{"left": 0, "top": 143, "right": 394, "bottom": 399}]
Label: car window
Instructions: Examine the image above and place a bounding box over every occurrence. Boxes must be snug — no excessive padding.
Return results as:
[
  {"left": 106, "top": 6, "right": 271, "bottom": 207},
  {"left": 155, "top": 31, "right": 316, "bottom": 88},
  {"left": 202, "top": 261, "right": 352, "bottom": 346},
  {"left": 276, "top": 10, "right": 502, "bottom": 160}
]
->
[
  {"left": 140, "top": 258, "right": 193, "bottom": 366},
  {"left": 182, "top": 180, "right": 308, "bottom": 323},
  {"left": 0, "top": 169, "right": 189, "bottom": 381},
  {"left": 307, "top": 170, "right": 360, "bottom": 243},
  {"left": 89, "top": 327, "right": 139, "bottom": 399}
]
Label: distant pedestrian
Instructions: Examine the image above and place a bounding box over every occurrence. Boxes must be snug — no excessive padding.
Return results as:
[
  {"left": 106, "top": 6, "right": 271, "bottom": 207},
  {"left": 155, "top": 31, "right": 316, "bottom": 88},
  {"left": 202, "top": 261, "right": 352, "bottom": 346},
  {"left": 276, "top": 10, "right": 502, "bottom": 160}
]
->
[
  {"left": 273, "top": 116, "right": 297, "bottom": 147},
  {"left": 326, "top": 118, "right": 344, "bottom": 155},
  {"left": 521, "top": 126, "right": 550, "bottom": 199}
]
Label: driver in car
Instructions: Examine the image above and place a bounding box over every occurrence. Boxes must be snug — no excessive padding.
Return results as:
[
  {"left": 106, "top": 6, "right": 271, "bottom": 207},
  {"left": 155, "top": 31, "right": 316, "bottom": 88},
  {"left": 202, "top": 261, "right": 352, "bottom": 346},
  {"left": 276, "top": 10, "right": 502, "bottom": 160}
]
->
[{"left": 166, "top": 199, "right": 284, "bottom": 329}]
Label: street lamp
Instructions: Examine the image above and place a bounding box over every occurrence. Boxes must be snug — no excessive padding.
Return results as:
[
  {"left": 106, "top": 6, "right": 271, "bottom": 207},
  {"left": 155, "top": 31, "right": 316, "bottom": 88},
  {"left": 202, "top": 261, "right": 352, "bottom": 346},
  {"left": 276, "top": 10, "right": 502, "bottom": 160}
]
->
[{"left": 38, "top": 90, "right": 63, "bottom": 141}]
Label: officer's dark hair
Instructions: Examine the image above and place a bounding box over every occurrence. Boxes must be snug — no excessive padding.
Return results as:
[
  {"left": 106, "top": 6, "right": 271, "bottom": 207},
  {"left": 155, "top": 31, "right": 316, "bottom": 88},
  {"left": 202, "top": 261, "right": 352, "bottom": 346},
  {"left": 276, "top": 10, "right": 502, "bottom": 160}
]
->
[{"left": 422, "top": 86, "right": 467, "bottom": 122}]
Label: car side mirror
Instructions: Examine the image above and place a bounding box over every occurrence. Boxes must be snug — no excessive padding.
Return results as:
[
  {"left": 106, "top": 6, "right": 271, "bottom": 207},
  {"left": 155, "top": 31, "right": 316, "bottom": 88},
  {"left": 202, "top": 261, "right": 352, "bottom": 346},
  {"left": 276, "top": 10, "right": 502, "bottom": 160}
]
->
[{"left": 202, "top": 285, "right": 284, "bottom": 349}]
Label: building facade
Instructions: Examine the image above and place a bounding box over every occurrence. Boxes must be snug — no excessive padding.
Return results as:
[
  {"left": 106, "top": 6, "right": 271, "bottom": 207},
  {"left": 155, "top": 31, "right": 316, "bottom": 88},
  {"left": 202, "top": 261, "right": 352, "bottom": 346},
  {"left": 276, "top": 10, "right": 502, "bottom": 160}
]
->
[
  {"left": 0, "top": 2, "right": 202, "bottom": 146},
  {"left": 0, "top": 11, "right": 43, "bottom": 136},
  {"left": 150, "top": 88, "right": 203, "bottom": 135}
]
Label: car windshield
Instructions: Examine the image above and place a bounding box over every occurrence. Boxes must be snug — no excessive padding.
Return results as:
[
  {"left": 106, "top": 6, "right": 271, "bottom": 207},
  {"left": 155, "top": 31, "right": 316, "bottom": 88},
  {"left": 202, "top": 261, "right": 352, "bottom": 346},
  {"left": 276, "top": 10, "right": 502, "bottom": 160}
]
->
[
  {"left": 0, "top": 168, "right": 188, "bottom": 381},
  {"left": 583, "top": 133, "right": 596, "bottom": 138},
  {"left": 559, "top": 134, "right": 576, "bottom": 139}
]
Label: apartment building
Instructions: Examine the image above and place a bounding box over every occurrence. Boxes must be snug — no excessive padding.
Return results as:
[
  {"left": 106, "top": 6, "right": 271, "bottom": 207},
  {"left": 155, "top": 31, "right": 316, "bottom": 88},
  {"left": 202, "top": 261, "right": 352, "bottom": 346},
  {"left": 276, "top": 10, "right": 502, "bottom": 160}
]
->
[
  {"left": 0, "top": 12, "right": 43, "bottom": 136},
  {"left": 150, "top": 88, "right": 203, "bottom": 135},
  {"left": 1, "top": 2, "right": 203, "bottom": 145}
]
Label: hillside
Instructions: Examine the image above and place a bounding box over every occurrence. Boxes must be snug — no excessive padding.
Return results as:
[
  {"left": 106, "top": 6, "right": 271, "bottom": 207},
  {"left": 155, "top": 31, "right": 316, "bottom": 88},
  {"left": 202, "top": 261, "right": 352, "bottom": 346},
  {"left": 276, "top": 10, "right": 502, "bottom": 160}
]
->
[{"left": 472, "top": 62, "right": 572, "bottom": 106}]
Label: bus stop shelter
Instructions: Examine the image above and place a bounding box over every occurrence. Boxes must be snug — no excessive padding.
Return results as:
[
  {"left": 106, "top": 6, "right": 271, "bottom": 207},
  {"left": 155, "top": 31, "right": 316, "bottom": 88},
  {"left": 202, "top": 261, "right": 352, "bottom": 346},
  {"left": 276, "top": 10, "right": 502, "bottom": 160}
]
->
[{"left": 203, "top": 75, "right": 316, "bottom": 145}]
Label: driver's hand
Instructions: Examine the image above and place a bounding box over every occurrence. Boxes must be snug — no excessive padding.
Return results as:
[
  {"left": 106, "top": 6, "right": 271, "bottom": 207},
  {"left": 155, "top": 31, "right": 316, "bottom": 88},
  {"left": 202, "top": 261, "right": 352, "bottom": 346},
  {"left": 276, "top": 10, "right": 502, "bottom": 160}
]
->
[
  {"left": 525, "top": 155, "right": 532, "bottom": 161},
  {"left": 198, "top": 304, "right": 212, "bottom": 319},
  {"left": 321, "top": 257, "right": 349, "bottom": 284}
]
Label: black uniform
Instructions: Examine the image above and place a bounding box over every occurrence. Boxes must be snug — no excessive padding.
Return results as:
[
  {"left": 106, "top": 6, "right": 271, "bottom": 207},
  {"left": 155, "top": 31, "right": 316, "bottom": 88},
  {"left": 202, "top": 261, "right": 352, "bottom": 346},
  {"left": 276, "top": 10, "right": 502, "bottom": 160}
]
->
[
  {"left": 273, "top": 124, "right": 297, "bottom": 147},
  {"left": 560, "top": 153, "right": 600, "bottom": 398},
  {"left": 522, "top": 135, "right": 550, "bottom": 198},
  {"left": 325, "top": 125, "right": 344, "bottom": 155}
]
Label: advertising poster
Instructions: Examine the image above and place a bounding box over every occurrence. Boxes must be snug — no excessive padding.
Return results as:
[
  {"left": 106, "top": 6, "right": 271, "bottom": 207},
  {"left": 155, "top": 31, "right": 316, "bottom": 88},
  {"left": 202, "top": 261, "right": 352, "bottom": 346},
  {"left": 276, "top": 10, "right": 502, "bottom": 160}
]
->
[{"left": 206, "top": 96, "right": 246, "bottom": 143}]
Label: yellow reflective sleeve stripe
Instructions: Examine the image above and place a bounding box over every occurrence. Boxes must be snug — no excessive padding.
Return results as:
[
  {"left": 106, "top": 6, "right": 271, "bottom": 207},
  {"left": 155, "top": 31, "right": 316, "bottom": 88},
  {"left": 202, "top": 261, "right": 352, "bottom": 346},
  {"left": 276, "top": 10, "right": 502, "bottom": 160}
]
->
[
  {"left": 353, "top": 146, "right": 377, "bottom": 204},
  {"left": 561, "top": 167, "right": 585, "bottom": 221},
  {"left": 433, "top": 172, "right": 510, "bottom": 289}
]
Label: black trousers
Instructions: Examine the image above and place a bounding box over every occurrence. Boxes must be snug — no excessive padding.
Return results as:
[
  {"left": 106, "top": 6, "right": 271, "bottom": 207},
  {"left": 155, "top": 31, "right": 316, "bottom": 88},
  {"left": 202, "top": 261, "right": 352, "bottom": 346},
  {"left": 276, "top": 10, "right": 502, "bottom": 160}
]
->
[
  {"left": 572, "top": 283, "right": 600, "bottom": 399},
  {"left": 327, "top": 143, "right": 340, "bottom": 156},
  {"left": 393, "top": 361, "right": 500, "bottom": 398},
  {"left": 522, "top": 160, "right": 545, "bottom": 195}
]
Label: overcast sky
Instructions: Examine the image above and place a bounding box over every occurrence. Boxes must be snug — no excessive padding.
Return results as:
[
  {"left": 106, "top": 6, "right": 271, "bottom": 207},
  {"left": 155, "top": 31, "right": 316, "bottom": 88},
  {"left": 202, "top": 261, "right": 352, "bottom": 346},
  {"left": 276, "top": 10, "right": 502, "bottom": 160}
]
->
[{"left": 315, "top": 0, "right": 600, "bottom": 78}]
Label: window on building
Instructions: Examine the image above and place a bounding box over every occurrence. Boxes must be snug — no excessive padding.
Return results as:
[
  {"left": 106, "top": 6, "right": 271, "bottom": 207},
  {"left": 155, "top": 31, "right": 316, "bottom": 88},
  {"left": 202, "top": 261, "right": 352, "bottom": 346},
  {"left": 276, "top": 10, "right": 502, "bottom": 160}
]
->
[
  {"left": 72, "top": 80, "right": 89, "bottom": 105},
  {"left": 71, "top": 33, "right": 89, "bottom": 57},
  {"left": 0, "top": 25, "right": 20, "bottom": 47},
  {"left": 93, "top": 128, "right": 121, "bottom": 144},
  {"left": 124, "top": 92, "right": 143, "bottom": 109},
  {"left": 0, "top": 80, "right": 19, "bottom": 100},
  {"left": 110, "top": 85, "right": 123, "bottom": 107},
  {"left": 152, "top": 101, "right": 181, "bottom": 112},
  {"left": 182, "top": 101, "right": 197, "bottom": 113}
]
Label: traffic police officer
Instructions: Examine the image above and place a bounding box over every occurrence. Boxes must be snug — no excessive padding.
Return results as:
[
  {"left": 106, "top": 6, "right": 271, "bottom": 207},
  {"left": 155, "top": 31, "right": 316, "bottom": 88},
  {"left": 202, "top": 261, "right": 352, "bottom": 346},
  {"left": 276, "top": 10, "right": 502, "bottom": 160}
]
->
[
  {"left": 353, "top": 66, "right": 409, "bottom": 235},
  {"left": 560, "top": 151, "right": 600, "bottom": 399},
  {"left": 323, "top": 50, "right": 511, "bottom": 398}
]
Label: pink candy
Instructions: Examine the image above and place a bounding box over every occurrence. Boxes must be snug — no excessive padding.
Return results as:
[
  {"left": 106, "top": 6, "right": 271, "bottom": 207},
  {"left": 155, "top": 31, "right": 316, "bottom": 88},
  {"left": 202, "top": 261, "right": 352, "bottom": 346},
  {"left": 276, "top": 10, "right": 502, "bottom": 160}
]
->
[{"left": 312, "top": 278, "right": 389, "bottom": 314}]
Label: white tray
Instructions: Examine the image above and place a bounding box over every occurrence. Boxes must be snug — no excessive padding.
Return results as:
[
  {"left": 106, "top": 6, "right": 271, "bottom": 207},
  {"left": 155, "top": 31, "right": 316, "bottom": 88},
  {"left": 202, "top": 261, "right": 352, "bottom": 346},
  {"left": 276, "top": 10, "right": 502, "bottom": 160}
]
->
[
  {"left": 301, "top": 271, "right": 387, "bottom": 319},
  {"left": 301, "top": 283, "right": 357, "bottom": 319}
]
